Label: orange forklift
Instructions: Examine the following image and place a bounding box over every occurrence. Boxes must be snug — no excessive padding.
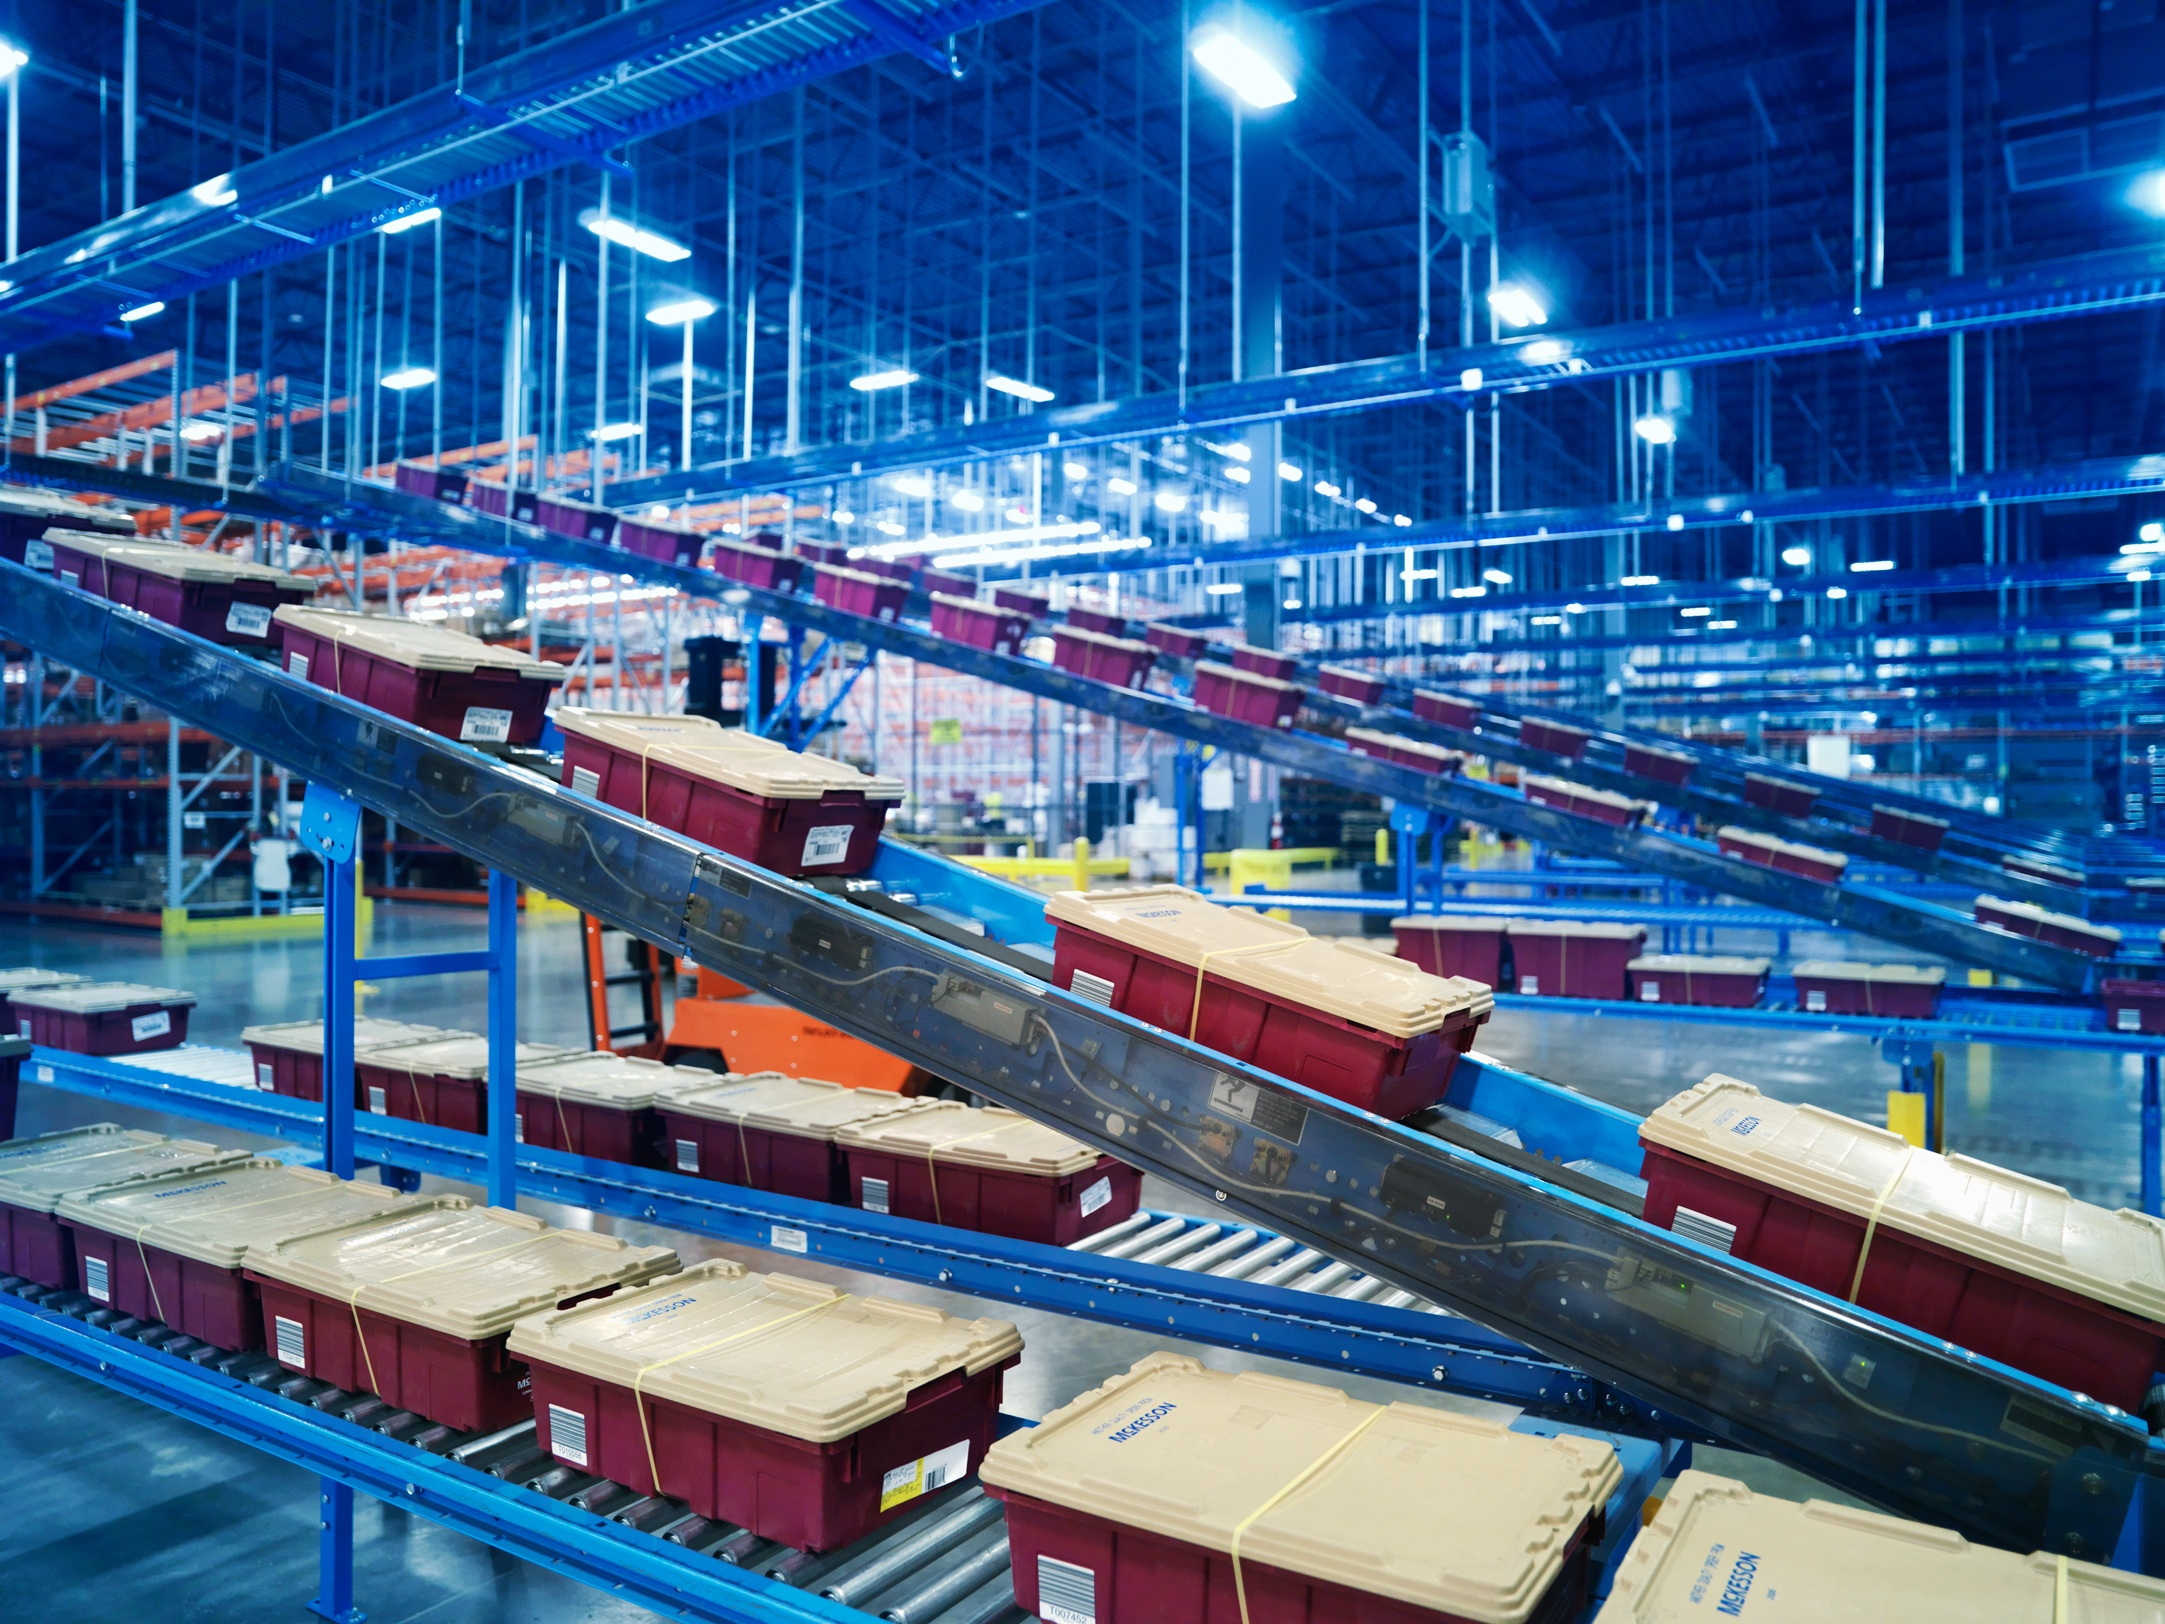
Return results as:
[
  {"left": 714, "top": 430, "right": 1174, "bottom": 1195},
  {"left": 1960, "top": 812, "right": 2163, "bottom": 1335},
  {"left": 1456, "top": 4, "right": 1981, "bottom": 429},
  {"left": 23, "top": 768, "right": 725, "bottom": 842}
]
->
[{"left": 579, "top": 914, "right": 921, "bottom": 1090}]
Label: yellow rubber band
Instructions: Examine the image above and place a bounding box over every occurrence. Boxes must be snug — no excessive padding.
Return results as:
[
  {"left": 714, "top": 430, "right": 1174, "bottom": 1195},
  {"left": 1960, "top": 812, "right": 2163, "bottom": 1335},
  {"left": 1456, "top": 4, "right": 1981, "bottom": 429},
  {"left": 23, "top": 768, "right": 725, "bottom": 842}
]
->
[
  {"left": 343, "top": 1230, "right": 555, "bottom": 1399},
  {"left": 629, "top": 1296, "right": 842, "bottom": 1496},
  {"left": 2055, "top": 1553, "right": 2068, "bottom": 1623},
  {"left": 1186, "top": 942, "right": 1299, "bottom": 1042},
  {"left": 922, "top": 1121, "right": 1015, "bottom": 1228},
  {"left": 1847, "top": 1146, "right": 1914, "bottom": 1304},
  {"left": 1229, "top": 1402, "right": 1391, "bottom": 1624}
]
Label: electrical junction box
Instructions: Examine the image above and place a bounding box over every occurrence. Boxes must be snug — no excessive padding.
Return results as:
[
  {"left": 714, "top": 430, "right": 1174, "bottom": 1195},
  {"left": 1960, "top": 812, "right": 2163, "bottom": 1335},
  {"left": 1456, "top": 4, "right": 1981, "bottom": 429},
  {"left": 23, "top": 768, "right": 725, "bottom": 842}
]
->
[{"left": 1437, "top": 131, "right": 1495, "bottom": 242}]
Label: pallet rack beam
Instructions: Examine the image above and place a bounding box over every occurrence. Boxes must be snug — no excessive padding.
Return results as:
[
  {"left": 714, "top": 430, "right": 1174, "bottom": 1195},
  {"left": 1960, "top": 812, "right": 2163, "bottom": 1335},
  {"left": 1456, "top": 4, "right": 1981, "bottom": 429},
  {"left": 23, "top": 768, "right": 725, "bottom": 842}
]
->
[{"left": 6, "top": 563, "right": 2159, "bottom": 1560}]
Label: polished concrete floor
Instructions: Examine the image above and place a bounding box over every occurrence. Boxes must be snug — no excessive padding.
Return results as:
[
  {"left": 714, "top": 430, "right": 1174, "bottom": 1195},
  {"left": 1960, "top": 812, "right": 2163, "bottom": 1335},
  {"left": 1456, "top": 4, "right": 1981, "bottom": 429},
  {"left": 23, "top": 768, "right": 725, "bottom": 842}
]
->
[{"left": 0, "top": 901, "right": 2138, "bottom": 1620}]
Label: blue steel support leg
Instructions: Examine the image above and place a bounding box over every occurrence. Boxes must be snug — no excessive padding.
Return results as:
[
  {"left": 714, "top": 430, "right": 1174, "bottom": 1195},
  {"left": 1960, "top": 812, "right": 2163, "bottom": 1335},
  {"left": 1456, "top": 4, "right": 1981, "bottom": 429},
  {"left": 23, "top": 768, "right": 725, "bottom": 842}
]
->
[
  {"left": 323, "top": 854, "right": 357, "bottom": 1182},
  {"left": 2143, "top": 1055, "right": 2161, "bottom": 1219},
  {"left": 485, "top": 869, "right": 519, "bottom": 1211},
  {"left": 309, "top": 1479, "right": 364, "bottom": 1624}
]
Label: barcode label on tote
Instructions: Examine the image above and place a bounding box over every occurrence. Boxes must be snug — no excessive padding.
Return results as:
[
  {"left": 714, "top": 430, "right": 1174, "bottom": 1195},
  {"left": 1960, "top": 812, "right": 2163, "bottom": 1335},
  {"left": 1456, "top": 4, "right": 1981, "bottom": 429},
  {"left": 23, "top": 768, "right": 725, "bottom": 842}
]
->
[
  {"left": 879, "top": 1439, "right": 969, "bottom": 1511},
  {"left": 547, "top": 1404, "right": 589, "bottom": 1467},
  {"left": 287, "top": 651, "right": 309, "bottom": 681},
  {"left": 60, "top": 570, "right": 79, "bottom": 587},
  {"left": 83, "top": 1256, "right": 110, "bottom": 1303},
  {"left": 801, "top": 824, "right": 854, "bottom": 866},
  {"left": 130, "top": 1011, "right": 171, "bottom": 1041},
  {"left": 224, "top": 602, "right": 273, "bottom": 638},
  {"left": 2120, "top": 1007, "right": 2143, "bottom": 1032},
  {"left": 569, "top": 765, "right": 601, "bottom": 799},
  {"left": 1639, "top": 981, "right": 1662, "bottom": 1003},
  {"left": 1079, "top": 1176, "right": 1113, "bottom": 1216},
  {"left": 1805, "top": 989, "right": 1828, "bottom": 1012},
  {"left": 861, "top": 1176, "right": 891, "bottom": 1214},
  {"left": 513, "top": 1113, "right": 526, "bottom": 1143},
  {"left": 460, "top": 705, "right": 514, "bottom": 744},
  {"left": 274, "top": 1315, "right": 306, "bottom": 1368},
  {"left": 21, "top": 539, "right": 50, "bottom": 569},
  {"left": 1672, "top": 1206, "right": 1738, "bottom": 1254},
  {"left": 1518, "top": 975, "right": 1540, "bottom": 995},
  {"left": 1068, "top": 969, "right": 1115, "bottom": 1008},
  {"left": 367, "top": 1085, "right": 388, "bottom": 1115},
  {"left": 256, "top": 1062, "right": 274, "bottom": 1087},
  {"left": 675, "top": 1139, "right": 700, "bottom": 1173},
  {"left": 770, "top": 1224, "right": 808, "bottom": 1255},
  {"left": 1036, "top": 1556, "right": 1099, "bottom": 1624}
]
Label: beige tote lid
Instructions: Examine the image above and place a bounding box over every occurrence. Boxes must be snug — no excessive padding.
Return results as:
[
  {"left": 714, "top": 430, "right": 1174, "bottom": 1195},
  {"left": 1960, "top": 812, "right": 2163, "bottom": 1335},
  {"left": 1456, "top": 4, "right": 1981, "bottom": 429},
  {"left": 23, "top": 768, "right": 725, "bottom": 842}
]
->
[
  {"left": 506, "top": 1259, "right": 1023, "bottom": 1443},
  {"left": 657, "top": 1071, "right": 860, "bottom": 1127},
  {"left": 981, "top": 1352, "right": 1619, "bottom": 1624},
  {"left": 357, "top": 1034, "right": 571, "bottom": 1082},
  {"left": 1642, "top": 1074, "right": 2165, "bottom": 1321},
  {"left": 1503, "top": 919, "right": 1646, "bottom": 942},
  {"left": 96, "top": 542, "right": 311, "bottom": 589},
  {"left": 1391, "top": 914, "right": 1507, "bottom": 935},
  {"left": 832, "top": 1101, "right": 1105, "bottom": 1177},
  {"left": 272, "top": 606, "right": 565, "bottom": 682},
  {"left": 552, "top": 707, "right": 729, "bottom": 749},
  {"left": 240, "top": 1017, "right": 465, "bottom": 1058},
  {"left": 55, "top": 1160, "right": 419, "bottom": 1269},
  {"left": 1046, "top": 885, "right": 1488, "bottom": 1036},
  {"left": 1194, "top": 659, "right": 1298, "bottom": 694},
  {"left": 1596, "top": 1470, "right": 2165, "bottom": 1623},
  {"left": 515, "top": 1051, "right": 677, "bottom": 1109},
  {"left": 739, "top": 1082, "right": 929, "bottom": 1142},
  {"left": 0, "top": 968, "right": 87, "bottom": 993},
  {"left": 243, "top": 1197, "right": 678, "bottom": 1339},
  {"left": 1792, "top": 959, "right": 1947, "bottom": 987},
  {"left": 1717, "top": 825, "right": 1851, "bottom": 873},
  {"left": 1976, "top": 895, "right": 2124, "bottom": 944},
  {"left": 10, "top": 980, "right": 196, "bottom": 1013},
  {"left": 43, "top": 528, "right": 166, "bottom": 559},
  {"left": 1626, "top": 955, "right": 1770, "bottom": 975},
  {"left": 1345, "top": 728, "right": 1462, "bottom": 768},
  {"left": 1521, "top": 773, "right": 1651, "bottom": 816},
  {"left": 0, "top": 1128, "right": 245, "bottom": 1215}
]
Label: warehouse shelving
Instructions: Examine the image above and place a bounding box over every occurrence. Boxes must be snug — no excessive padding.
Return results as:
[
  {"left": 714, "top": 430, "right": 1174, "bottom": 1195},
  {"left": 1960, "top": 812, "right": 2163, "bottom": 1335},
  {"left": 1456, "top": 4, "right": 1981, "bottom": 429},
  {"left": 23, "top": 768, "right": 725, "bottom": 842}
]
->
[{"left": 6, "top": 564, "right": 2162, "bottom": 1572}]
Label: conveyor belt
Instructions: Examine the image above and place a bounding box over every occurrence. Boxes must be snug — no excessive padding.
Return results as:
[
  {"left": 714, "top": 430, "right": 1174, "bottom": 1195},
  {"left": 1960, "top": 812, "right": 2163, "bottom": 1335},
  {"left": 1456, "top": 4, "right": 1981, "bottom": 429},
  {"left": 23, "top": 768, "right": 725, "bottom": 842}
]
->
[
  {"left": 0, "top": 450, "right": 2114, "bottom": 984},
  {"left": 8, "top": 565, "right": 2161, "bottom": 1561},
  {"left": 234, "top": 461, "right": 2110, "bottom": 989},
  {"left": 0, "top": 1277, "right": 1668, "bottom": 1624}
]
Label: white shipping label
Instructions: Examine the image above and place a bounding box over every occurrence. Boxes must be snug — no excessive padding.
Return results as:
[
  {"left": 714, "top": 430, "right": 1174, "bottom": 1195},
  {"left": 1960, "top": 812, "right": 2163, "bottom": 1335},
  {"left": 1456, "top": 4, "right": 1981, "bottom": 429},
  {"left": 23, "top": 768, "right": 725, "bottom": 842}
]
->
[
  {"left": 1805, "top": 989, "right": 1828, "bottom": 1013},
  {"left": 801, "top": 823, "right": 855, "bottom": 866},
  {"left": 60, "top": 569, "right": 79, "bottom": 587},
  {"left": 288, "top": 651, "right": 310, "bottom": 682},
  {"left": 367, "top": 1085, "right": 388, "bottom": 1115},
  {"left": 514, "top": 1113, "right": 526, "bottom": 1143},
  {"left": 2120, "top": 1007, "right": 2143, "bottom": 1033},
  {"left": 130, "top": 1011, "right": 172, "bottom": 1041},
  {"left": 878, "top": 1440, "right": 970, "bottom": 1511},
  {"left": 569, "top": 765, "right": 601, "bottom": 799},
  {"left": 256, "top": 1062, "right": 274, "bottom": 1087},
  {"left": 547, "top": 1403, "right": 590, "bottom": 1467},
  {"left": 770, "top": 1224, "right": 809, "bottom": 1255},
  {"left": 1079, "top": 1175, "right": 1113, "bottom": 1217},
  {"left": 860, "top": 1176, "right": 891, "bottom": 1214},
  {"left": 1672, "top": 1206, "right": 1739, "bottom": 1254},
  {"left": 675, "top": 1139, "right": 700, "bottom": 1173},
  {"left": 1036, "top": 1556, "right": 1099, "bottom": 1624},
  {"left": 459, "top": 705, "right": 514, "bottom": 744},
  {"left": 1518, "top": 975, "right": 1540, "bottom": 995},
  {"left": 1068, "top": 968, "right": 1116, "bottom": 1008},
  {"left": 224, "top": 602, "right": 273, "bottom": 638},
  {"left": 21, "top": 539, "right": 51, "bottom": 569},
  {"left": 83, "top": 1255, "right": 110, "bottom": 1303},
  {"left": 1639, "top": 981, "right": 1662, "bottom": 1003},
  {"left": 274, "top": 1315, "right": 307, "bottom": 1368}
]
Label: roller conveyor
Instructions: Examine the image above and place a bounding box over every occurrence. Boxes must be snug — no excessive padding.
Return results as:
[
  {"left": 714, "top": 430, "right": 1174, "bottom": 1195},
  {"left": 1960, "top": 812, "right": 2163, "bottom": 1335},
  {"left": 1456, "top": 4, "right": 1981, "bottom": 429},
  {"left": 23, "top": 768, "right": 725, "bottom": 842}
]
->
[
  {"left": 0, "top": 450, "right": 2116, "bottom": 986},
  {"left": 7, "top": 564, "right": 2165, "bottom": 1565}
]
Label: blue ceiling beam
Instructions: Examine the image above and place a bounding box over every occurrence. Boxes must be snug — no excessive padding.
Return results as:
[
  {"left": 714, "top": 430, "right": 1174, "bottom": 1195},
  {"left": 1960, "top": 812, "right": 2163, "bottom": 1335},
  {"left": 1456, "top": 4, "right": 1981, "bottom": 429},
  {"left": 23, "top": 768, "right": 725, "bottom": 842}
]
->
[
  {"left": 608, "top": 241, "right": 2165, "bottom": 503},
  {"left": 0, "top": 0, "right": 1054, "bottom": 355}
]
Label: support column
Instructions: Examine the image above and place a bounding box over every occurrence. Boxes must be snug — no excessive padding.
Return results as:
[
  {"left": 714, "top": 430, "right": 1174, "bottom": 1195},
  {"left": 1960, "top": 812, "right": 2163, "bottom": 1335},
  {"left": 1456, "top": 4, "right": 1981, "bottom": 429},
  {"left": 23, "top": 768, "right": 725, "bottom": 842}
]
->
[
  {"left": 1237, "top": 110, "right": 1287, "bottom": 653},
  {"left": 310, "top": 1480, "right": 363, "bottom": 1624},
  {"left": 485, "top": 869, "right": 519, "bottom": 1210},
  {"left": 2143, "top": 1054, "right": 2160, "bottom": 1219}
]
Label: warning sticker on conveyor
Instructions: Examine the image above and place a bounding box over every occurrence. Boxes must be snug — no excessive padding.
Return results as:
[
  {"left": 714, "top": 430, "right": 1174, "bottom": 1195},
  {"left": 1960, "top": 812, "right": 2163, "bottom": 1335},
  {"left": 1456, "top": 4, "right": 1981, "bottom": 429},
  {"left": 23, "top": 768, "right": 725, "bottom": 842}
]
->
[{"left": 1208, "top": 1075, "right": 1306, "bottom": 1145}]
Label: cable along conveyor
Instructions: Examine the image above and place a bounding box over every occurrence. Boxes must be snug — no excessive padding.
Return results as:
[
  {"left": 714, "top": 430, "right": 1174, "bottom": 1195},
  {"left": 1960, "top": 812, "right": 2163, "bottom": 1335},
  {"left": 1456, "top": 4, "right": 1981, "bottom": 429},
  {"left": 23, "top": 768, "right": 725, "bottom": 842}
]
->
[{"left": 4, "top": 558, "right": 2161, "bottom": 1568}]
